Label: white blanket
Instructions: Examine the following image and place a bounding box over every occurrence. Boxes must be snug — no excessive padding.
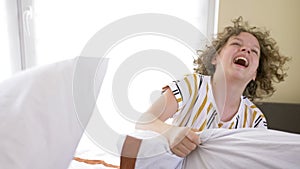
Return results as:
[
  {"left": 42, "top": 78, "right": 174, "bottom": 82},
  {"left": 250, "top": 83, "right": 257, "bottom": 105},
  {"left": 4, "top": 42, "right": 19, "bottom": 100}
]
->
[
  {"left": 184, "top": 128, "right": 300, "bottom": 169},
  {"left": 124, "top": 128, "right": 300, "bottom": 169},
  {"left": 0, "top": 57, "right": 108, "bottom": 169}
]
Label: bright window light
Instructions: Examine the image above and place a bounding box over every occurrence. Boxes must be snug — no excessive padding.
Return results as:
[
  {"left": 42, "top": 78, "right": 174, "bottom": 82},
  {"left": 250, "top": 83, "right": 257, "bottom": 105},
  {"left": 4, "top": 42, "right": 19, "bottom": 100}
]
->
[
  {"left": 0, "top": 1, "right": 13, "bottom": 82},
  {"left": 30, "top": 0, "right": 218, "bottom": 152}
]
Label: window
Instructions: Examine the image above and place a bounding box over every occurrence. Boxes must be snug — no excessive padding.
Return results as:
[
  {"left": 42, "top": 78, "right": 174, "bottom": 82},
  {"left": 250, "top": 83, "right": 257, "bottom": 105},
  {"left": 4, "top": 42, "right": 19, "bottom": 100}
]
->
[
  {"left": 0, "top": 0, "right": 21, "bottom": 82},
  {"left": 2, "top": 0, "right": 218, "bottom": 144},
  {"left": 0, "top": 1, "right": 12, "bottom": 82}
]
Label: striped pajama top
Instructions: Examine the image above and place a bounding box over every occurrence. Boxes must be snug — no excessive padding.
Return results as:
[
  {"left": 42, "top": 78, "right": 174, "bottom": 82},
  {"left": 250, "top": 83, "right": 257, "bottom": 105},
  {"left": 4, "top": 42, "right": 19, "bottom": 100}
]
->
[{"left": 165, "top": 73, "right": 267, "bottom": 131}]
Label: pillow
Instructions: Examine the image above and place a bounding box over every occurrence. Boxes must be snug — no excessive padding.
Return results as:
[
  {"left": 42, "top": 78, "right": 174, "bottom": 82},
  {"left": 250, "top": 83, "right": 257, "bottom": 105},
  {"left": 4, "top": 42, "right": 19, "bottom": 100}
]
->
[{"left": 0, "top": 57, "right": 108, "bottom": 169}]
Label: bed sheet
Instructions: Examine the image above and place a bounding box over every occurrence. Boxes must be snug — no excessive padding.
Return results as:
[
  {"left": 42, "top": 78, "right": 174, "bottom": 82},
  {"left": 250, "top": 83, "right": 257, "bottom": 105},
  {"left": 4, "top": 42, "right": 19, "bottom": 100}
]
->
[
  {"left": 118, "top": 129, "right": 300, "bottom": 169},
  {"left": 69, "top": 128, "right": 300, "bottom": 169},
  {"left": 69, "top": 133, "right": 120, "bottom": 169}
]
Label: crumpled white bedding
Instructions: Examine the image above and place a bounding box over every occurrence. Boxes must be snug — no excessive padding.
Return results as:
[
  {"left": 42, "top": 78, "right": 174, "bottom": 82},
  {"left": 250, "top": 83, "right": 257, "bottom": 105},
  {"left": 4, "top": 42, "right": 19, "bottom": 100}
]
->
[
  {"left": 68, "top": 133, "right": 120, "bottom": 169},
  {"left": 0, "top": 57, "right": 108, "bottom": 169},
  {"left": 124, "top": 128, "right": 300, "bottom": 169},
  {"left": 184, "top": 128, "right": 300, "bottom": 169}
]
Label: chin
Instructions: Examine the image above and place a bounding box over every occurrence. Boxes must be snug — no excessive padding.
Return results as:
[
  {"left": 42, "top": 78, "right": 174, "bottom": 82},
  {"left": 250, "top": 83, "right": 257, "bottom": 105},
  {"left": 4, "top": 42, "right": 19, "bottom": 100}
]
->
[{"left": 227, "top": 72, "right": 250, "bottom": 83}]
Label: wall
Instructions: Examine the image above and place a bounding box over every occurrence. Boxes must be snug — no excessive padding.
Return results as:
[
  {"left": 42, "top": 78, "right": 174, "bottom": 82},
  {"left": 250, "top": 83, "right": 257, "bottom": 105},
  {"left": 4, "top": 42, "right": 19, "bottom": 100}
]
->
[{"left": 218, "top": 0, "right": 300, "bottom": 103}]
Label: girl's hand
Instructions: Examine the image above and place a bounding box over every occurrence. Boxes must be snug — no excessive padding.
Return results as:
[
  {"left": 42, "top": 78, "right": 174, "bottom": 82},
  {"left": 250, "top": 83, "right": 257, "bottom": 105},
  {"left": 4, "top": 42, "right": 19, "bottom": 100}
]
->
[{"left": 163, "top": 126, "right": 201, "bottom": 157}]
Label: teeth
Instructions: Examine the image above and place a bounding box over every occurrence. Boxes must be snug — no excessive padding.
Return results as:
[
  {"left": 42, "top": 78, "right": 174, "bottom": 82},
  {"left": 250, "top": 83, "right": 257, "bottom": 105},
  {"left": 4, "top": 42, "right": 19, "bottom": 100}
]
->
[{"left": 234, "top": 57, "right": 248, "bottom": 67}]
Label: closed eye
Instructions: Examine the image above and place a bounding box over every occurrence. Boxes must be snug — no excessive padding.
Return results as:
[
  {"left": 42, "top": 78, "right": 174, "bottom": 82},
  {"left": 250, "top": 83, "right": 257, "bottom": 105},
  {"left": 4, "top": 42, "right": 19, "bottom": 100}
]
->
[
  {"left": 231, "top": 42, "right": 241, "bottom": 46},
  {"left": 251, "top": 49, "right": 259, "bottom": 55}
]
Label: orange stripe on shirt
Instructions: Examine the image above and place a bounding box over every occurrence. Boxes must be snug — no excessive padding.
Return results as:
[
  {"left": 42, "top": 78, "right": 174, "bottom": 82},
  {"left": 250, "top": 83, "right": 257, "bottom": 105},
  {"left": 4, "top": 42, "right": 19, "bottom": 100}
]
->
[
  {"left": 180, "top": 74, "right": 198, "bottom": 126},
  {"left": 191, "top": 83, "right": 209, "bottom": 125},
  {"left": 176, "top": 98, "right": 182, "bottom": 103},
  {"left": 243, "top": 105, "right": 248, "bottom": 128},
  {"left": 198, "top": 119, "right": 207, "bottom": 131},
  {"left": 229, "top": 121, "right": 235, "bottom": 129}
]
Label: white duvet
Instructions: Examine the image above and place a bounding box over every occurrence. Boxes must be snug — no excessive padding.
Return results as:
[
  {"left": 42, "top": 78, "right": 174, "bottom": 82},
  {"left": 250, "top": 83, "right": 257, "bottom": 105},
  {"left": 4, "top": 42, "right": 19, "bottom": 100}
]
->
[
  {"left": 0, "top": 57, "right": 108, "bottom": 169},
  {"left": 125, "top": 128, "right": 300, "bottom": 169}
]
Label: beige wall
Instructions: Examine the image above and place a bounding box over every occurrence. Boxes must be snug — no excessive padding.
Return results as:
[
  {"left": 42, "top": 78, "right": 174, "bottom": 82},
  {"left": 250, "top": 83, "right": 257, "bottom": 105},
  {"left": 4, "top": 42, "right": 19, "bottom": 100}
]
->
[{"left": 218, "top": 0, "right": 300, "bottom": 103}]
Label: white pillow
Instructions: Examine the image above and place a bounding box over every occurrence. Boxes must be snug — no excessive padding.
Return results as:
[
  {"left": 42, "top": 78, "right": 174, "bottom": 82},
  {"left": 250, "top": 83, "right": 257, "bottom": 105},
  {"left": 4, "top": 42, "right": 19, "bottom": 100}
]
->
[{"left": 0, "top": 57, "right": 108, "bottom": 169}]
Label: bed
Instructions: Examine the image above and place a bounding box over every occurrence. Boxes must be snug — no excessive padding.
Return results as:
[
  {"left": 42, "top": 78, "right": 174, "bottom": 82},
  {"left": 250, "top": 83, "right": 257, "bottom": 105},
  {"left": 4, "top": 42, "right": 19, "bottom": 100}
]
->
[
  {"left": 1, "top": 57, "right": 299, "bottom": 169},
  {"left": 68, "top": 101, "right": 300, "bottom": 169},
  {"left": 68, "top": 77, "right": 300, "bottom": 168}
]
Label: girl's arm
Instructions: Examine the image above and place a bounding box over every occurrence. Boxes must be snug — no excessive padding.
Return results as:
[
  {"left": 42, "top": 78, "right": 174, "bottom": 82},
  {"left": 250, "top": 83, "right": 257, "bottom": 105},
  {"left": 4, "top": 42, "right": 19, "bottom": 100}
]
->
[{"left": 136, "top": 88, "right": 200, "bottom": 157}]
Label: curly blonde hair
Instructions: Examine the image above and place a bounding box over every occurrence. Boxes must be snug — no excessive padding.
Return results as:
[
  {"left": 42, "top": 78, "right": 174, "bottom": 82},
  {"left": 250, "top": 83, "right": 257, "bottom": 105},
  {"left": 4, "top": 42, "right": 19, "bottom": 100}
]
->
[{"left": 194, "top": 16, "right": 290, "bottom": 101}]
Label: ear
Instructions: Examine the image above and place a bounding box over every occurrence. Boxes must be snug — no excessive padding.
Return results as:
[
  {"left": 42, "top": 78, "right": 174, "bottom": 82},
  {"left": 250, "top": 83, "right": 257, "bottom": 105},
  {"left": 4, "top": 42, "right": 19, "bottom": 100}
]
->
[
  {"left": 211, "top": 54, "right": 218, "bottom": 65},
  {"left": 252, "top": 71, "right": 257, "bottom": 81}
]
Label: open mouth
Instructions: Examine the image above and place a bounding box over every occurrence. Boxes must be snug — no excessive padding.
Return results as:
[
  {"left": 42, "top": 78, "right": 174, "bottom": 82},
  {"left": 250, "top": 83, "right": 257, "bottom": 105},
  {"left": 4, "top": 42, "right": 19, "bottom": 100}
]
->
[{"left": 234, "top": 57, "right": 249, "bottom": 67}]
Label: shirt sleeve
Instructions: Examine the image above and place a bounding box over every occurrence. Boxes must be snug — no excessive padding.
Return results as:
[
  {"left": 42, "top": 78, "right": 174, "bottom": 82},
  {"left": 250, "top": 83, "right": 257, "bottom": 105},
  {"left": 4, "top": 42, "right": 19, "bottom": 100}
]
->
[
  {"left": 252, "top": 108, "right": 268, "bottom": 129},
  {"left": 162, "top": 73, "right": 202, "bottom": 115}
]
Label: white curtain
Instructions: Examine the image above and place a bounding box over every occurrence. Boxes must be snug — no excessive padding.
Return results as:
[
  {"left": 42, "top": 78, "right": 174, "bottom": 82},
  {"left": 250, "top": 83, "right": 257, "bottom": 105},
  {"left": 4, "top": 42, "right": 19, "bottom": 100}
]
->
[{"left": 0, "top": 0, "right": 20, "bottom": 82}]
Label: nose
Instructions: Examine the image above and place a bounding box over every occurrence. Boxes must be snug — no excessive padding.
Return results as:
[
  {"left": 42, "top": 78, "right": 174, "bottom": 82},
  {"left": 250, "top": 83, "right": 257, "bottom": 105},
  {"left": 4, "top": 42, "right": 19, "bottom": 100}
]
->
[{"left": 241, "top": 47, "right": 250, "bottom": 54}]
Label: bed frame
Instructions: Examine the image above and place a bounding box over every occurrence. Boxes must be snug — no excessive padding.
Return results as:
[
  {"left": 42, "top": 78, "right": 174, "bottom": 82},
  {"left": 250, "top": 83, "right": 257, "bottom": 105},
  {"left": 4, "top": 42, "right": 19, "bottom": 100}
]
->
[{"left": 257, "top": 102, "right": 300, "bottom": 134}]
